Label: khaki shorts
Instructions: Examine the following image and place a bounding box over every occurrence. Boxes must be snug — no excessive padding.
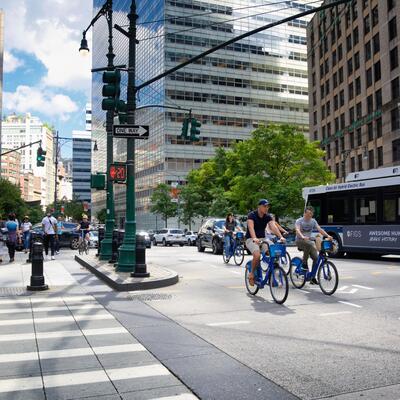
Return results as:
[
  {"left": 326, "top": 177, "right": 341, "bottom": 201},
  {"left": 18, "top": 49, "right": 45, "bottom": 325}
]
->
[{"left": 245, "top": 238, "right": 269, "bottom": 255}]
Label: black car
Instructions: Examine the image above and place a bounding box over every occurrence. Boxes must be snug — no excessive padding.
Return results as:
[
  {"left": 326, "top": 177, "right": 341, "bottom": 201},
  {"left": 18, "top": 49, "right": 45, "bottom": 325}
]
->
[
  {"left": 197, "top": 218, "right": 245, "bottom": 255},
  {"left": 31, "top": 222, "right": 80, "bottom": 249}
]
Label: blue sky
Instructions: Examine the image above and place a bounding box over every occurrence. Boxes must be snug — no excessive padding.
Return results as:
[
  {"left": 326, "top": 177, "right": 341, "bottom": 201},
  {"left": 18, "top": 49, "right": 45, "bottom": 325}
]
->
[{"left": 2, "top": 0, "right": 93, "bottom": 157}]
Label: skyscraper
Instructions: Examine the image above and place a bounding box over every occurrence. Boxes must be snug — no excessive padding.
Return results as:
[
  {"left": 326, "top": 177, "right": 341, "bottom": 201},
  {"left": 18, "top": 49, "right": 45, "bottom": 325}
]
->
[{"left": 92, "top": 0, "right": 319, "bottom": 229}]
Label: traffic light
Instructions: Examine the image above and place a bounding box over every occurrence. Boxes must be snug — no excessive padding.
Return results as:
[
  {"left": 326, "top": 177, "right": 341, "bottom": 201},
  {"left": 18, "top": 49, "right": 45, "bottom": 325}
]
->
[
  {"left": 180, "top": 118, "right": 189, "bottom": 140},
  {"left": 101, "top": 69, "right": 121, "bottom": 111},
  {"left": 36, "top": 146, "right": 46, "bottom": 167},
  {"left": 190, "top": 118, "right": 201, "bottom": 141},
  {"left": 116, "top": 99, "right": 127, "bottom": 124}
]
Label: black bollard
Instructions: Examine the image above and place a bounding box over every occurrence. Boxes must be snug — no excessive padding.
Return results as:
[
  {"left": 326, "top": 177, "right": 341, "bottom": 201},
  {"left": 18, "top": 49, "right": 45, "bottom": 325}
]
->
[
  {"left": 131, "top": 234, "right": 150, "bottom": 277},
  {"left": 96, "top": 227, "right": 105, "bottom": 257},
  {"left": 27, "top": 242, "right": 48, "bottom": 291},
  {"left": 108, "top": 229, "right": 119, "bottom": 264},
  {"left": 26, "top": 232, "right": 35, "bottom": 263}
]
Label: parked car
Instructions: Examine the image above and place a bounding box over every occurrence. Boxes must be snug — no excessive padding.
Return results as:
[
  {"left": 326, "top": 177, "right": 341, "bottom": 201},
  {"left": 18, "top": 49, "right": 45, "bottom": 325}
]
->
[
  {"left": 30, "top": 222, "right": 80, "bottom": 249},
  {"left": 185, "top": 231, "right": 198, "bottom": 246},
  {"left": 137, "top": 231, "right": 151, "bottom": 248},
  {"left": 88, "top": 231, "right": 98, "bottom": 248},
  {"left": 153, "top": 228, "right": 186, "bottom": 246}
]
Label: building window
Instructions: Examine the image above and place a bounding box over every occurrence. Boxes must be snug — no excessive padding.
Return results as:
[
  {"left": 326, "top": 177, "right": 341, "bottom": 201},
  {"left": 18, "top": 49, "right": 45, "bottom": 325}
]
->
[
  {"left": 335, "top": 141, "right": 339, "bottom": 156},
  {"left": 354, "top": 52, "right": 360, "bottom": 70},
  {"left": 372, "top": 6, "right": 379, "bottom": 27},
  {"left": 367, "top": 95, "right": 373, "bottom": 114},
  {"left": 356, "top": 128, "right": 362, "bottom": 146},
  {"left": 349, "top": 106, "right": 355, "bottom": 122},
  {"left": 369, "top": 149, "right": 374, "bottom": 169},
  {"left": 375, "top": 89, "right": 382, "bottom": 109},
  {"left": 346, "top": 34, "right": 352, "bottom": 52},
  {"left": 352, "top": 1, "right": 358, "bottom": 20},
  {"left": 372, "top": 33, "right": 380, "bottom": 54},
  {"left": 325, "top": 80, "right": 330, "bottom": 95},
  {"left": 326, "top": 101, "right": 331, "bottom": 116},
  {"left": 376, "top": 117, "right": 382, "bottom": 138},
  {"left": 368, "top": 122, "right": 374, "bottom": 141},
  {"left": 356, "top": 102, "right": 362, "bottom": 119},
  {"left": 393, "top": 139, "right": 400, "bottom": 162},
  {"left": 365, "top": 41, "right": 372, "bottom": 60},
  {"left": 333, "top": 72, "right": 338, "bottom": 87},
  {"left": 332, "top": 50, "right": 337, "bottom": 66},
  {"left": 313, "top": 91, "right": 317, "bottom": 106},
  {"left": 355, "top": 77, "right": 361, "bottom": 95},
  {"left": 339, "top": 67, "right": 344, "bottom": 83},
  {"left": 347, "top": 58, "right": 353, "bottom": 75},
  {"left": 363, "top": 0, "right": 368, "bottom": 9},
  {"left": 340, "top": 113, "right": 345, "bottom": 129},
  {"left": 348, "top": 83, "right": 354, "bottom": 101},
  {"left": 340, "top": 90, "right": 345, "bottom": 107},
  {"left": 392, "top": 108, "right": 400, "bottom": 130},
  {"left": 351, "top": 157, "right": 355, "bottom": 172},
  {"left": 389, "top": 17, "right": 397, "bottom": 41},
  {"left": 366, "top": 68, "right": 372, "bottom": 87},
  {"left": 390, "top": 47, "right": 399, "bottom": 70},
  {"left": 322, "top": 104, "right": 325, "bottom": 119},
  {"left": 374, "top": 60, "right": 381, "bottom": 81},
  {"left": 358, "top": 153, "right": 363, "bottom": 171},
  {"left": 353, "top": 27, "right": 359, "bottom": 46},
  {"left": 314, "top": 111, "right": 317, "bottom": 125},
  {"left": 335, "top": 163, "right": 340, "bottom": 178},
  {"left": 350, "top": 131, "right": 355, "bottom": 148},
  {"left": 364, "top": 15, "right": 370, "bottom": 34},
  {"left": 377, "top": 146, "right": 383, "bottom": 167},
  {"left": 391, "top": 77, "right": 400, "bottom": 100},
  {"left": 338, "top": 44, "right": 343, "bottom": 60},
  {"left": 312, "top": 72, "right": 316, "bottom": 86},
  {"left": 388, "top": 0, "right": 394, "bottom": 11}
]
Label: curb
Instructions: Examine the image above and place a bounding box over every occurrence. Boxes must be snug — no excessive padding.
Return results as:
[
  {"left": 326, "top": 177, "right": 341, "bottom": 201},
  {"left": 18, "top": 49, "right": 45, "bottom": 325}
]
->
[{"left": 75, "top": 255, "right": 179, "bottom": 291}]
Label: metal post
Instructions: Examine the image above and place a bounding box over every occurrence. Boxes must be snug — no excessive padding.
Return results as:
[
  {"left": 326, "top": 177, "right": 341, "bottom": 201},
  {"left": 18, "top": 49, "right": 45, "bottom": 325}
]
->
[
  {"left": 27, "top": 242, "right": 48, "bottom": 291},
  {"left": 116, "top": 0, "right": 142, "bottom": 273},
  {"left": 54, "top": 131, "right": 59, "bottom": 211},
  {"left": 99, "top": 0, "right": 116, "bottom": 260}
]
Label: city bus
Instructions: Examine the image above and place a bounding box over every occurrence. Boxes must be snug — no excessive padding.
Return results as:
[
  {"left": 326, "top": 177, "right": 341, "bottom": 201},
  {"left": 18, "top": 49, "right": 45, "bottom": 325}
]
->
[{"left": 302, "top": 166, "right": 400, "bottom": 257}]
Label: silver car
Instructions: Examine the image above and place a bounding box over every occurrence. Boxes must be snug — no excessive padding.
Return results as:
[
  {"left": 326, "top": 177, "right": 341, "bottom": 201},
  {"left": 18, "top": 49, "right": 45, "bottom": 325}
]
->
[
  {"left": 185, "top": 231, "right": 198, "bottom": 246},
  {"left": 153, "top": 228, "right": 186, "bottom": 246}
]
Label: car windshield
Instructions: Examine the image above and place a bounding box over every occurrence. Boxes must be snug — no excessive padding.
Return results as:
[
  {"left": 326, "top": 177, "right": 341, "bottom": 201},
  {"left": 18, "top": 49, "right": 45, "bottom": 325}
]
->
[
  {"left": 170, "top": 229, "right": 183, "bottom": 234},
  {"left": 186, "top": 231, "right": 192, "bottom": 235},
  {"left": 214, "top": 220, "right": 225, "bottom": 229}
]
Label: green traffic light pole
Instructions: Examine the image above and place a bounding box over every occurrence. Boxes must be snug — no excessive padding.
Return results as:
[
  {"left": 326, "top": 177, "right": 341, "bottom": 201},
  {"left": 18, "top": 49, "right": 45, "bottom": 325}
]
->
[{"left": 114, "top": 0, "right": 351, "bottom": 272}]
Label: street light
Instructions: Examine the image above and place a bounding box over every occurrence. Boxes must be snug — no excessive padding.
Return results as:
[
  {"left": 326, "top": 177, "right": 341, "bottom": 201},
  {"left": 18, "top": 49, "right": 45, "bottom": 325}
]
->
[{"left": 79, "top": 32, "right": 89, "bottom": 55}]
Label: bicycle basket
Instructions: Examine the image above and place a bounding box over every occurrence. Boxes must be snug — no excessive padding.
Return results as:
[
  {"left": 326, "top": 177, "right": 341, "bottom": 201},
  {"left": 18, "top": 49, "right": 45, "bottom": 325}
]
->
[
  {"left": 322, "top": 240, "right": 333, "bottom": 252},
  {"left": 269, "top": 243, "right": 286, "bottom": 258},
  {"left": 236, "top": 231, "right": 244, "bottom": 240}
]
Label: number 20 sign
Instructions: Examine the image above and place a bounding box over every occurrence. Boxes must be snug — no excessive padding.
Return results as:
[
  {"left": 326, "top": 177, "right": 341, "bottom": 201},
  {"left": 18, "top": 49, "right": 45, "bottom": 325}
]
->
[{"left": 109, "top": 164, "right": 127, "bottom": 183}]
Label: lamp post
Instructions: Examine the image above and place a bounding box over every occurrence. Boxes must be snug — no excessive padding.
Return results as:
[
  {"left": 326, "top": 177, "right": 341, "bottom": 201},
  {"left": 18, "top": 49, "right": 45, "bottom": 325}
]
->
[{"left": 80, "top": 0, "right": 116, "bottom": 260}]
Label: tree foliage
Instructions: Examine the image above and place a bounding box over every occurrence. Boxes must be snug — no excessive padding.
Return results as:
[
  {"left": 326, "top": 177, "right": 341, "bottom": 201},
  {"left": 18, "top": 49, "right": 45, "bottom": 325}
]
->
[
  {"left": 179, "top": 185, "right": 207, "bottom": 230},
  {"left": 96, "top": 208, "right": 107, "bottom": 224},
  {"left": 185, "top": 124, "right": 335, "bottom": 219},
  {"left": 0, "top": 179, "right": 29, "bottom": 220},
  {"left": 150, "top": 184, "right": 177, "bottom": 228}
]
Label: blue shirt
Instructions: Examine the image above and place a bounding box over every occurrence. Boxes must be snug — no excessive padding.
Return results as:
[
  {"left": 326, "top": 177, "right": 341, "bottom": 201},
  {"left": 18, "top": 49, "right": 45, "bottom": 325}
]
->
[
  {"left": 245, "top": 211, "right": 272, "bottom": 239},
  {"left": 6, "top": 220, "right": 18, "bottom": 242},
  {"left": 57, "top": 222, "right": 63, "bottom": 235}
]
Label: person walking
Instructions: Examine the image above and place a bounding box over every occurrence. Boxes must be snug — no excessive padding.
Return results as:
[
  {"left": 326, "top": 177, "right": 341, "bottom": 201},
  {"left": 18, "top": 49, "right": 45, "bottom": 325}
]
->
[
  {"left": 42, "top": 211, "right": 58, "bottom": 260},
  {"left": 5, "top": 213, "right": 20, "bottom": 262},
  {"left": 0, "top": 220, "right": 6, "bottom": 263},
  {"left": 21, "top": 216, "right": 32, "bottom": 253},
  {"left": 55, "top": 216, "right": 63, "bottom": 255}
]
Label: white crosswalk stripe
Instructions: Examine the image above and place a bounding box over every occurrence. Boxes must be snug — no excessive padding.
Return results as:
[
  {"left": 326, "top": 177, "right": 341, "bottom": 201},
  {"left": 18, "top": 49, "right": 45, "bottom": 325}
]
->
[
  {"left": 0, "top": 295, "right": 95, "bottom": 305},
  {"left": 0, "top": 303, "right": 104, "bottom": 314}
]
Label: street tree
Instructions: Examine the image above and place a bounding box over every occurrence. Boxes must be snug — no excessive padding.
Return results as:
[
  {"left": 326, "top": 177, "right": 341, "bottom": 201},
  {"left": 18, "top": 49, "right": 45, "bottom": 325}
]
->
[
  {"left": 179, "top": 185, "right": 207, "bottom": 230},
  {"left": 96, "top": 208, "right": 107, "bottom": 224},
  {"left": 0, "top": 179, "right": 27, "bottom": 220},
  {"left": 150, "top": 183, "right": 177, "bottom": 228}
]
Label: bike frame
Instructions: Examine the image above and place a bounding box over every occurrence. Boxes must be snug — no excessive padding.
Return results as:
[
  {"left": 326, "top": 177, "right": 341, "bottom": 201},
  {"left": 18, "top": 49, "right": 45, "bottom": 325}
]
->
[
  {"left": 254, "top": 246, "right": 285, "bottom": 289},
  {"left": 295, "top": 251, "right": 329, "bottom": 281},
  {"left": 224, "top": 234, "right": 241, "bottom": 257}
]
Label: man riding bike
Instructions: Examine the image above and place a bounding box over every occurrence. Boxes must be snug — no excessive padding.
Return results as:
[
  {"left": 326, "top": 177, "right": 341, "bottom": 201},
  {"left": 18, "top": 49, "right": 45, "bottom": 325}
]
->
[
  {"left": 76, "top": 214, "right": 91, "bottom": 246},
  {"left": 245, "top": 199, "right": 286, "bottom": 286},
  {"left": 295, "top": 206, "right": 332, "bottom": 284}
]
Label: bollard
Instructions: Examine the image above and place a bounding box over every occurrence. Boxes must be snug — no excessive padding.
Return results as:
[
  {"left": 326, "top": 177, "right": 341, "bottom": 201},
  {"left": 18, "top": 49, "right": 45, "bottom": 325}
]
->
[
  {"left": 96, "top": 227, "right": 105, "bottom": 257},
  {"left": 131, "top": 234, "right": 150, "bottom": 277},
  {"left": 27, "top": 242, "right": 48, "bottom": 291},
  {"left": 108, "top": 229, "right": 119, "bottom": 264},
  {"left": 26, "top": 232, "right": 36, "bottom": 263}
]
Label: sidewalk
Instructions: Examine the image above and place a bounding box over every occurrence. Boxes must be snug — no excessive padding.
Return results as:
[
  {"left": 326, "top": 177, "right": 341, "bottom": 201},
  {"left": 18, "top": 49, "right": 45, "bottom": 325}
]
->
[{"left": 0, "top": 251, "right": 197, "bottom": 400}]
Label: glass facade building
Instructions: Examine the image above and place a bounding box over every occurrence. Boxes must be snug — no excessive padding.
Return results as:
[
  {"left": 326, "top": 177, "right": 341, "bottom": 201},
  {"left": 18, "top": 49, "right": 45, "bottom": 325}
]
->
[
  {"left": 72, "top": 130, "right": 92, "bottom": 203},
  {"left": 91, "top": 0, "right": 318, "bottom": 229}
]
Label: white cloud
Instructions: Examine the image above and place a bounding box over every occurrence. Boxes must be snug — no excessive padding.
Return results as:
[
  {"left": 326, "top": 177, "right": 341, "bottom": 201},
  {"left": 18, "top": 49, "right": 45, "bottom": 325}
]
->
[
  {"left": 2, "top": 0, "right": 92, "bottom": 93},
  {"left": 4, "top": 85, "right": 79, "bottom": 121},
  {"left": 3, "top": 51, "right": 24, "bottom": 73}
]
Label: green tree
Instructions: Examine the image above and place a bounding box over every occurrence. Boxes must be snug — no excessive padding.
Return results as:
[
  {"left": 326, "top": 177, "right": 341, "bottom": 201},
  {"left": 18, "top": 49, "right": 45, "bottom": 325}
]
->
[
  {"left": 96, "top": 208, "right": 107, "bottom": 224},
  {"left": 0, "top": 179, "right": 26, "bottom": 220},
  {"left": 63, "top": 197, "right": 85, "bottom": 221},
  {"left": 150, "top": 183, "right": 177, "bottom": 228},
  {"left": 185, "top": 124, "right": 335, "bottom": 219},
  {"left": 179, "top": 185, "right": 207, "bottom": 230},
  {"left": 26, "top": 203, "right": 44, "bottom": 224}
]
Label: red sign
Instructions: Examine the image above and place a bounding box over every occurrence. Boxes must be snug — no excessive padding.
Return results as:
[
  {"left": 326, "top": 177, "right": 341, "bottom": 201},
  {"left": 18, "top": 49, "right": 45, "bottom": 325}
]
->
[{"left": 109, "top": 164, "right": 127, "bottom": 182}]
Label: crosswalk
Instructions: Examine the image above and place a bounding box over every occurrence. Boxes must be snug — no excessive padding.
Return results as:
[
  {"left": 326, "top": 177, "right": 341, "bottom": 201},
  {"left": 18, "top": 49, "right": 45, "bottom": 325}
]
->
[{"left": 0, "top": 294, "right": 198, "bottom": 399}]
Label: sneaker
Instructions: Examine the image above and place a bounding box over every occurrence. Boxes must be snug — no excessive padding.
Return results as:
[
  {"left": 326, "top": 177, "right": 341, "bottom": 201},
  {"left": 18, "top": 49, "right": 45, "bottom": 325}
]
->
[
  {"left": 44, "top": 255, "right": 49, "bottom": 261},
  {"left": 301, "top": 263, "right": 309, "bottom": 271},
  {"left": 9, "top": 258, "right": 14, "bottom": 263},
  {"left": 310, "top": 278, "right": 318, "bottom": 285},
  {"left": 55, "top": 251, "right": 60, "bottom": 255},
  {"left": 51, "top": 256, "right": 55, "bottom": 260}
]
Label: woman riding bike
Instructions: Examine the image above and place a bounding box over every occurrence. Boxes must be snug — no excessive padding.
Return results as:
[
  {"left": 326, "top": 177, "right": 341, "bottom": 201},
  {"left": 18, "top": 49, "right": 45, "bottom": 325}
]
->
[
  {"left": 76, "top": 214, "right": 91, "bottom": 246},
  {"left": 223, "top": 213, "right": 241, "bottom": 255}
]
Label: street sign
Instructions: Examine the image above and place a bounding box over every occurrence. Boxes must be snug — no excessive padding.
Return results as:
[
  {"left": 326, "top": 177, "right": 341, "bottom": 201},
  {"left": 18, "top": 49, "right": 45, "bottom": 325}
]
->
[
  {"left": 113, "top": 125, "right": 149, "bottom": 139},
  {"left": 109, "top": 163, "right": 127, "bottom": 183}
]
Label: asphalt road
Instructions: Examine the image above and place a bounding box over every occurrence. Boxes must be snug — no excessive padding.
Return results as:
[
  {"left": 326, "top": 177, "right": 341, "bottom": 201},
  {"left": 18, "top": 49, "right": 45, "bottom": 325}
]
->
[{"left": 139, "top": 245, "right": 400, "bottom": 400}]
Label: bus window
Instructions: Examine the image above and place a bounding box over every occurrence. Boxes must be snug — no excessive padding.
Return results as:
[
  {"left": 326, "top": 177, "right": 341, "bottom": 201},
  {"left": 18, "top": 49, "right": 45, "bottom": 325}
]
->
[
  {"left": 383, "top": 194, "right": 400, "bottom": 223},
  {"left": 354, "top": 196, "right": 377, "bottom": 224},
  {"left": 306, "top": 199, "right": 321, "bottom": 222},
  {"left": 327, "top": 197, "right": 350, "bottom": 224}
]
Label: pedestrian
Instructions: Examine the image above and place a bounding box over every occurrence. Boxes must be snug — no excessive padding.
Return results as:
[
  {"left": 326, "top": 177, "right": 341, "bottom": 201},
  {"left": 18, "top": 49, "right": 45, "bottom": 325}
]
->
[
  {"left": 5, "top": 213, "right": 20, "bottom": 262},
  {"left": 55, "top": 216, "right": 63, "bottom": 255},
  {"left": 21, "top": 216, "right": 32, "bottom": 253},
  {"left": 0, "top": 220, "right": 6, "bottom": 263},
  {"left": 41, "top": 211, "right": 58, "bottom": 260}
]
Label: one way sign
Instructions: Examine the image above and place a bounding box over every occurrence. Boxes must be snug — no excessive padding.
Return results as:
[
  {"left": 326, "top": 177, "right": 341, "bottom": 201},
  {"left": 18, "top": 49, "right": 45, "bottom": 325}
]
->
[{"left": 113, "top": 125, "right": 149, "bottom": 139}]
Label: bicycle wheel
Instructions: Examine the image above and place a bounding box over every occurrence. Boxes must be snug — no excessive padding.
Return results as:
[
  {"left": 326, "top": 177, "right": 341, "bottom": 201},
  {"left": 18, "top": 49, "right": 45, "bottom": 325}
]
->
[
  {"left": 222, "top": 245, "right": 230, "bottom": 263},
  {"left": 245, "top": 261, "right": 259, "bottom": 295},
  {"left": 318, "top": 260, "right": 339, "bottom": 295},
  {"left": 279, "top": 252, "right": 291, "bottom": 275},
  {"left": 269, "top": 265, "right": 289, "bottom": 304},
  {"left": 234, "top": 245, "right": 244, "bottom": 266},
  {"left": 289, "top": 257, "right": 306, "bottom": 289},
  {"left": 78, "top": 241, "right": 83, "bottom": 255},
  {"left": 85, "top": 242, "right": 89, "bottom": 255}
]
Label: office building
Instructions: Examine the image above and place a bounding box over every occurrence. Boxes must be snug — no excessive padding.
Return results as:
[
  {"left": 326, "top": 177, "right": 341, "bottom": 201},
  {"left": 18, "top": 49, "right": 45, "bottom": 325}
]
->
[
  {"left": 307, "top": 0, "right": 400, "bottom": 182},
  {"left": 92, "top": 0, "right": 319, "bottom": 229},
  {"left": 1, "top": 114, "right": 55, "bottom": 206},
  {"left": 0, "top": 148, "right": 21, "bottom": 185},
  {"left": 72, "top": 130, "right": 92, "bottom": 203}
]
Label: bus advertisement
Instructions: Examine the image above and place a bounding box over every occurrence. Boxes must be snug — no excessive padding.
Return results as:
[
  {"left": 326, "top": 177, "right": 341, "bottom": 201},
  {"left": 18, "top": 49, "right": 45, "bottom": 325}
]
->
[{"left": 302, "top": 167, "right": 400, "bottom": 257}]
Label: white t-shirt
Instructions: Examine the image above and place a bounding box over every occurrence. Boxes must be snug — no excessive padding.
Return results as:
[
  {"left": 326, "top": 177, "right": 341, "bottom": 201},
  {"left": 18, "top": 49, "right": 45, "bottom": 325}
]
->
[
  {"left": 21, "top": 222, "right": 32, "bottom": 232},
  {"left": 42, "top": 216, "right": 57, "bottom": 234}
]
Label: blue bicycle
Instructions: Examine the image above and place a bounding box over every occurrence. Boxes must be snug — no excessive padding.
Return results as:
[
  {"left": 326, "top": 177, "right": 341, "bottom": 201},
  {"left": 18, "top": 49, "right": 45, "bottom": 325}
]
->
[
  {"left": 222, "top": 231, "right": 245, "bottom": 265},
  {"left": 245, "top": 239, "right": 289, "bottom": 304},
  {"left": 290, "top": 240, "right": 339, "bottom": 295}
]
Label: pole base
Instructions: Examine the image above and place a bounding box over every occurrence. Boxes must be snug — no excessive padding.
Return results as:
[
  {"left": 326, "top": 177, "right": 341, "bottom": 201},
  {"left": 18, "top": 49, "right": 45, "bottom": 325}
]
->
[
  {"left": 131, "top": 271, "right": 150, "bottom": 278},
  {"left": 99, "top": 238, "right": 113, "bottom": 260},
  {"left": 27, "top": 284, "right": 49, "bottom": 291}
]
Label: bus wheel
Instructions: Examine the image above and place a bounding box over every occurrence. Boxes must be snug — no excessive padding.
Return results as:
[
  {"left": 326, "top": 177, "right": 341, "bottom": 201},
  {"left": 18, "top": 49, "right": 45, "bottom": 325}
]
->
[{"left": 329, "top": 234, "right": 344, "bottom": 258}]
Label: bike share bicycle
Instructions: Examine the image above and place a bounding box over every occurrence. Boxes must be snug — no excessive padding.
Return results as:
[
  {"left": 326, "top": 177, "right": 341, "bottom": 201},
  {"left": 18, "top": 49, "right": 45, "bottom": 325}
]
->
[
  {"left": 289, "top": 239, "right": 339, "bottom": 295},
  {"left": 245, "top": 239, "right": 289, "bottom": 304},
  {"left": 78, "top": 230, "right": 89, "bottom": 255},
  {"left": 222, "top": 231, "right": 245, "bottom": 265},
  {"left": 261, "top": 234, "right": 291, "bottom": 274}
]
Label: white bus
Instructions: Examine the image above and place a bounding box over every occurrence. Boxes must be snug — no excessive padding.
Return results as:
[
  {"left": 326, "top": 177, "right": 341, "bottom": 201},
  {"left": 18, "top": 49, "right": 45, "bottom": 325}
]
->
[{"left": 303, "top": 166, "right": 400, "bottom": 256}]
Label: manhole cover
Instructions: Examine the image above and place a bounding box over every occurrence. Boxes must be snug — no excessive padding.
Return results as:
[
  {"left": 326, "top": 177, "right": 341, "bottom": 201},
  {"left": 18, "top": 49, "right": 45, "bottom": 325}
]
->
[
  {"left": 0, "top": 287, "right": 29, "bottom": 297},
  {"left": 129, "top": 293, "right": 172, "bottom": 302}
]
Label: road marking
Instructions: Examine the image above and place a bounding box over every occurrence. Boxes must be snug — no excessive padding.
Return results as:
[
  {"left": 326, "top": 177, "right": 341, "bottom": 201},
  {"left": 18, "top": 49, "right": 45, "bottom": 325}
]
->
[
  {"left": 337, "top": 286, "right": 349, "bottom": 291},
  {"left": 371, "top": 271, "right": 382, "bottom": 276},
  {"left": 352, "top": 285, "right": 374, "bottom": 290},
  {"left": 338, "top": 301, "right": 362, "bottom": 308},
  {"left": 0, "top": 295, "right": 95, "bottom": 305},
  {"left": 0, "top": 344, "right": 145, "bottom": 363},
  {"left": 206, "top": 321, "right": 250, "bottom": 327},
  {"left": 340, "top": 276, "right": 353, "bottom": 280},
  {"left": 230, "top": 271, "right": 241, "bottom": 275},
  {"left": 0, "top": 313, "right": 114, "bottom": 326},
  {"left": 226, "top": 286, "right": 243, "bottom": 289},
  {"left": 0, "top": 304, "right": 104, "bottom": 315},
  {"left": 299, "top": 290, "right": 310, "bottom": 293},
  {"left": 0, "top": 364, "right": 170, "bottom": 393},
  {"left": 319, "top": 311, "right": 353, "bottom": 317}
]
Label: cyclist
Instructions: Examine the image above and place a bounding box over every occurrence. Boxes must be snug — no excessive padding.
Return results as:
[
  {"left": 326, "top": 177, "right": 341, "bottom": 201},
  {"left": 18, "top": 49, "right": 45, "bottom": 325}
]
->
[
  {"left": 223, "top": 213, "right": 241, "bottom": 256},
  {"left": 76, "top": 214, "right": 91, "bottom": 247},
  {"left": 246, "top": 199, "right": 286, "bottom": 286},
  {"left": 295, "top": 206, "right": 332, "bottom": 283},
  {"left": 265, "top": 214, "right": 288, "bottom": 240}
]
